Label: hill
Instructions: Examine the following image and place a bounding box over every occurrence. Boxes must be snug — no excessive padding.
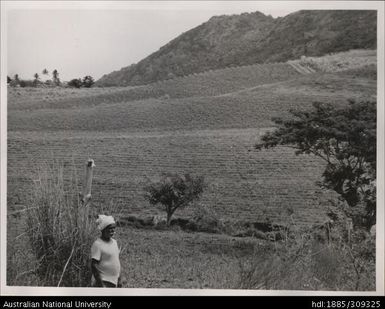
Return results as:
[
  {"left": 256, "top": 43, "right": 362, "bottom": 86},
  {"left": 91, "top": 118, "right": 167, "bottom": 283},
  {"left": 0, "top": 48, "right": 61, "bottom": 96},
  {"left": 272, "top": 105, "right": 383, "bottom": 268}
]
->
[
  {"left": 8, "top": 51, "right": 377, "bottom": 227},
  {"left": 96, "top": 10, "right": 377, "bottom": 86}
]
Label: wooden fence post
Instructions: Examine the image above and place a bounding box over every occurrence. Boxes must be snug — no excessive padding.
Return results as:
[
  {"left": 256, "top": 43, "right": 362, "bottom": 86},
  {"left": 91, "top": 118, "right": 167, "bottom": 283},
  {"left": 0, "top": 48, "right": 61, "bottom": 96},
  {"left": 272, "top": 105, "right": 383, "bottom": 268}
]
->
[
  {"left": 81, "top": 159, "right": 95, "bottom": 206},
  {"left": 346, "top": 218, "right": 353, "bottom": 247}
]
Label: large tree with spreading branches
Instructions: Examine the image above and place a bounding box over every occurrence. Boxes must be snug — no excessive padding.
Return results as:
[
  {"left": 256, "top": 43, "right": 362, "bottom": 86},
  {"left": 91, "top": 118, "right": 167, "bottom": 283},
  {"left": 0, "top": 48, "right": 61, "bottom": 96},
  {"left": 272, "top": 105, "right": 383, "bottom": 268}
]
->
[{"left": 255, "top": 100, "right": 376, "bottom": 228}]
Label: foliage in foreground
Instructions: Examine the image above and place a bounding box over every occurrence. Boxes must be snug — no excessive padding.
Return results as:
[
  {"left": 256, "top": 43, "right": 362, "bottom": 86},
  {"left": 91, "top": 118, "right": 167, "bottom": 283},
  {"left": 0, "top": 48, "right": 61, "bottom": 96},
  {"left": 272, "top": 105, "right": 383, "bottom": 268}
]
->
[
  {"left": 26, "top": 163, "right": 95, "bottom": 287},
  {"left": 256, "top": 100, "right": 376, "bottom": 228},
  {"left": 238, "top": 217, "right": 375, "bottom": 291}
]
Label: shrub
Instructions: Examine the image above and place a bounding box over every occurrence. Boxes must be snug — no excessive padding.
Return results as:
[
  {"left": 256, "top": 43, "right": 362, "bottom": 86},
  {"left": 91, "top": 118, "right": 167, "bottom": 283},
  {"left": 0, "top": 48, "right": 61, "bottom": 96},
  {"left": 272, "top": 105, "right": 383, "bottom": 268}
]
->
[
  {"left": 192, "top": 203, "right": 223, "bottom": 233},
  {"left": 238, "top": 244, "right": 284, "bottom": 289},
  {"left": 44, "top": 80, "right": 54, "bottom": 87},
  {"left": 19, "top": 80, "right": 36, "bottom": 88},
  {"left": 68, "top": 78, "right": 82, "bottom": 88}
]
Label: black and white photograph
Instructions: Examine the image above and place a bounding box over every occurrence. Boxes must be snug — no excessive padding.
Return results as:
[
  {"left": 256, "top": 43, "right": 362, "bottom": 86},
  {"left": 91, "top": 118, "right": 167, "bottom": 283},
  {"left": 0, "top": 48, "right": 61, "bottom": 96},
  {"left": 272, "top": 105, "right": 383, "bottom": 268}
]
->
[{"left": 1, "top": 1, "right": 384, "bottom": 296}]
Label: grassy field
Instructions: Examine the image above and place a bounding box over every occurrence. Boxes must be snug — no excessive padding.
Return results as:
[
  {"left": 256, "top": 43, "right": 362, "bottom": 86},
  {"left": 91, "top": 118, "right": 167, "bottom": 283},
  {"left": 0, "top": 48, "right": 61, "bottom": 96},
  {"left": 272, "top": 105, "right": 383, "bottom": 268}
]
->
[
  {"left": 117, "top": 227, "right": 256, "bottom": 289},
  {"left": 6, "top": 52, "right": 377, "bottom": 289},
  {"left": 8, "top": 66, "right": 375, "bottom": 133},
  {"left": 8, "top": 214, "right": 374, "bottom": 290},
  {"left": 296, "top": 49, "right": 376, "bottom": 73}
]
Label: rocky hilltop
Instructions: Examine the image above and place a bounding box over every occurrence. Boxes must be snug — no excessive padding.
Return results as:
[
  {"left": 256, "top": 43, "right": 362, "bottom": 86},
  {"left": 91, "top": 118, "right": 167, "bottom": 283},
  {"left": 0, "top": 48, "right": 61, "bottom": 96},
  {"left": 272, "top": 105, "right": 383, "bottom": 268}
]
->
[{"left": 96, "top": 10, "right": 377, "bottom": 86}]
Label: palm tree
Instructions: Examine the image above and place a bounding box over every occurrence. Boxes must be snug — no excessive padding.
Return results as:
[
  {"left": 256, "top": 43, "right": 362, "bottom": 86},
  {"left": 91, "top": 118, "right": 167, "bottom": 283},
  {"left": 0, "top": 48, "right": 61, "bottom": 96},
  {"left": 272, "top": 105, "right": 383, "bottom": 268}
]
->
[
  {"left": 33, "top": 73, "right": 40, "bottom": 86},
  {"left": 42, "top": 68, "right": 49, "bottom": 75},
  {"left": 52, "top": 69, "right": 60, "bottom": 86},
  {"left": 10, "top": 74, "right": 21, "bottom": 87}
]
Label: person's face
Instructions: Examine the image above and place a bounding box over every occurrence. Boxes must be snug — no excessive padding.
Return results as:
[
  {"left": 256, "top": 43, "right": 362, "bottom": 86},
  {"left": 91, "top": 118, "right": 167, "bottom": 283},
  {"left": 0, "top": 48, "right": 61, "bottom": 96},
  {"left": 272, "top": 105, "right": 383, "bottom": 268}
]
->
[{"left": 102, "top": 224, "right": 116, "bottom": 240}]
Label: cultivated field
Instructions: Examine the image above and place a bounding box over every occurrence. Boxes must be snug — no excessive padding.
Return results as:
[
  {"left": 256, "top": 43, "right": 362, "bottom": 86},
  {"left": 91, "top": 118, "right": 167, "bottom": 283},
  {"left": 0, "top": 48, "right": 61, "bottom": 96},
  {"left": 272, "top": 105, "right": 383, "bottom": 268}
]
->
[{"left": 6, "top": 52, "right": 377, "bottom": 289}]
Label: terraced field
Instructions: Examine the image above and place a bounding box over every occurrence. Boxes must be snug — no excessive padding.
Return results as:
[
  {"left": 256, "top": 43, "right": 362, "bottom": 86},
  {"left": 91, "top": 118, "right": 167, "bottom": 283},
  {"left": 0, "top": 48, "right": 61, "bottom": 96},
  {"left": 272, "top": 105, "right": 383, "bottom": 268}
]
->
[
  {"left": 8, "top": 128, "right": 332, "bottom": 226},
  {"left": 294, "top": 49, "right": 377, "bottom": 73},
  {"left": 9, "top": 73, "right": 375, "bottom": 133},
  {"left": 8, "top": 63, "right": 301, "bottom": 111},
  {"left": 7, "top": 57, "right": 377, "bottom": 228}
]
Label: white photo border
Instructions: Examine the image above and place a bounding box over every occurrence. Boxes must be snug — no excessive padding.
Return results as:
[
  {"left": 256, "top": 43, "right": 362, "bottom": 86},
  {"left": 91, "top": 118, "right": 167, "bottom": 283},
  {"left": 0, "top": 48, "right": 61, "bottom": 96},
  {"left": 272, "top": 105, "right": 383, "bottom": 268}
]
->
[{"left": 1, "top": 0, "right": 384, "bottom": 296}]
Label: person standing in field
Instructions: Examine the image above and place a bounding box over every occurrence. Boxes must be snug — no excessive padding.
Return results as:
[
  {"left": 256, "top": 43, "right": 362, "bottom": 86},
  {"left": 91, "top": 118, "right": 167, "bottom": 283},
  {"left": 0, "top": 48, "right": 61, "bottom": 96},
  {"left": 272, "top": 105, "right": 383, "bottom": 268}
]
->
[{"left": 91, "top": 215, "right": 122, "bottom": 288}]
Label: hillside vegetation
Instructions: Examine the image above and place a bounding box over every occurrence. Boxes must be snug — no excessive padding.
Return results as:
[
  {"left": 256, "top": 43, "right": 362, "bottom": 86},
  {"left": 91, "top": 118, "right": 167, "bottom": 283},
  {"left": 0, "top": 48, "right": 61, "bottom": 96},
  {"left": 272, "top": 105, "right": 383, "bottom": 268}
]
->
[{"left": 96, "top": 10, "right": 376, "bottom": 86}]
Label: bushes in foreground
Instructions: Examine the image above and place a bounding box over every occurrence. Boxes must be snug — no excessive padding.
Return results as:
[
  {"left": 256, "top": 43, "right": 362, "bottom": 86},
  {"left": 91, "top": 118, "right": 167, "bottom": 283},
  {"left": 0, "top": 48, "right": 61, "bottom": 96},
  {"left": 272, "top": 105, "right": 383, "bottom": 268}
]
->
[
  {"left": 11, "top": 161, "right": 375, "bottom": 290},
  {"left": 237, "top": 220, "right": 375, "bottom": 290},
  {"left": 9, "top": 161, "right": 122, "bottom": 287},
  {"left": 26, "top": 162, "right": 95, "bottom": 287}
]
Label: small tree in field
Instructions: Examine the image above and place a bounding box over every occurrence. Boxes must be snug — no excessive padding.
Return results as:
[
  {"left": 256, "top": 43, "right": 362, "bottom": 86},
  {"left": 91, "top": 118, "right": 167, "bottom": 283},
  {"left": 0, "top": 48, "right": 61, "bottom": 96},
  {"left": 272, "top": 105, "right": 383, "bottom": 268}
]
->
[
  {"left": 144, "top": 173, "right": 205, "bottom": 226},
  {"left": 68, "top": 78, "right": 82, "bottom": 88},
  {"left": 256, "top": 100, "right": 376, "bottom": 228},
  {"left": 82, "top": 75, "right": 95, "bottom": 88}
]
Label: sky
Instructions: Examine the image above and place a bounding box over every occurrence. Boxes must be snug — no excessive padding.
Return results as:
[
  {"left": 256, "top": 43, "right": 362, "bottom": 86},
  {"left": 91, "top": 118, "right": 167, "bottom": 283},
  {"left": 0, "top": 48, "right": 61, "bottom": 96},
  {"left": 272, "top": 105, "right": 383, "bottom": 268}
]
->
[
  {"left": 4, "top": 1, "right": 301, "bottom": 82},
  {"left": 3, "top": 1, "right": 381, "bottom": 81}
]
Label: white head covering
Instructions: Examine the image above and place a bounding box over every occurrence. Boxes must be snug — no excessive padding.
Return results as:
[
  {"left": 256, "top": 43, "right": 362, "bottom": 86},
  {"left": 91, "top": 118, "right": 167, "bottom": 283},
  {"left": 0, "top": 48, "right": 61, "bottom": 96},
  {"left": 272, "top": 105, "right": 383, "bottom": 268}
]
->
[{"left": 96, "top": 215, "right": 116, "bottom": 231}]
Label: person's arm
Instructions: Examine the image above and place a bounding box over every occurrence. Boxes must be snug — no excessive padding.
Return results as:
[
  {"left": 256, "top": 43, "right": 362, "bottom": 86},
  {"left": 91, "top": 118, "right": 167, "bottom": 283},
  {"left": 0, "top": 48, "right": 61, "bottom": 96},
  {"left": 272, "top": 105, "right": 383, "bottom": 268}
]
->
[
  {"left": 91, "top": 241, "right": 104, "bottom": 287},
  {"left": 91, "top": 258, "right": 104, "bottom": 287},
  {"left": 117, "top": 240, "right": 122, "bottom": 288}
]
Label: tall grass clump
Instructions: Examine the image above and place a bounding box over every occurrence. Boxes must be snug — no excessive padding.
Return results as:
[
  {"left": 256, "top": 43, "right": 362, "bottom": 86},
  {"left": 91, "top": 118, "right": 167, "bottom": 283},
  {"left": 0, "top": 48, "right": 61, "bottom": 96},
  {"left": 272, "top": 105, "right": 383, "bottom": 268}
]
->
[
  {"left": 237, "top": 218, "right": 376, "bottom": 290},
  {"left": 237, "top": 230, "right": 314, "bottom": 290},
  {"left": 26, "top": 162, "right": 96, "bottom": 287}
]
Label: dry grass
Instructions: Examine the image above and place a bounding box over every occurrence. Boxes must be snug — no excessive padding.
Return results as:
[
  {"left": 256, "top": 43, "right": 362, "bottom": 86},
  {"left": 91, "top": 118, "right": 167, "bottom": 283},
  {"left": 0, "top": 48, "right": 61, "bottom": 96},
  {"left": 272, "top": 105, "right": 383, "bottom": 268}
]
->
[
  {"left": 7, "top": 86, "right": 132, "bottom": 107},
  {"left": 117, "top": 227, "right": 256, "bottom": 289},
  {"left": 297, "top": 49, "right": 376, "bottom": 73},
  {"left": 7, "top": 214, "right": 40, "bottom": 286},
  {"left": 7, "top": 160, "right": 126, "bottom": 287},
  {"left": 23, "top": 162, "right": 95, "bottom": 286},
  {"left": 237, "top": 224, "right": 376, "bottom": 291}
]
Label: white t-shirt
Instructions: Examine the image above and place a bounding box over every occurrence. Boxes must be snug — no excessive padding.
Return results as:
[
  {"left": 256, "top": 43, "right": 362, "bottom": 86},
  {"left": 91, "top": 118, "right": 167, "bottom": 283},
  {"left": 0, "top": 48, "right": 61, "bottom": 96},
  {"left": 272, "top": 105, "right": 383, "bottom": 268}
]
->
[{"left": 91, "top": 238, "right": 121, "bottom": 285}]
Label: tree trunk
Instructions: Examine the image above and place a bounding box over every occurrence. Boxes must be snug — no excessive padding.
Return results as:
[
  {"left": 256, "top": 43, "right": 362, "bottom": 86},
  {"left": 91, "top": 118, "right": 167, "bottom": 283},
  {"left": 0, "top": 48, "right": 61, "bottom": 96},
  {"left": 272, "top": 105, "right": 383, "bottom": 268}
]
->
[{"left": 166, "top": 211, "right": 172, "bottom": 227}]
